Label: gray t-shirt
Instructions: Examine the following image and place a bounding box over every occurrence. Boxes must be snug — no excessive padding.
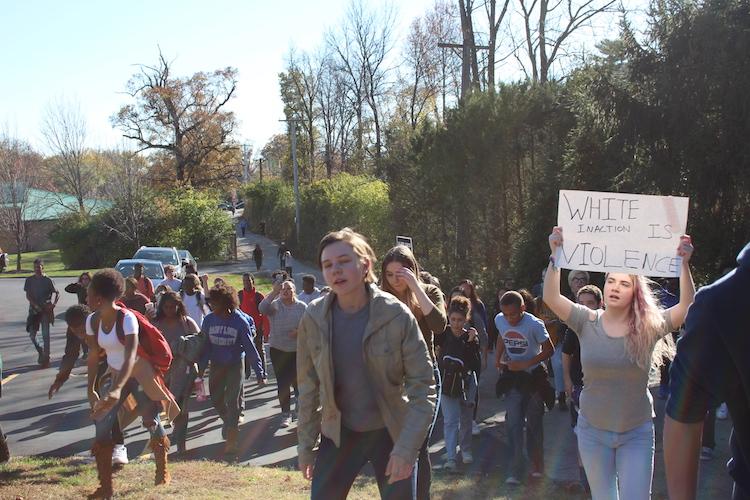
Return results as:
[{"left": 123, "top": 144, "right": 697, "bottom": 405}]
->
[
  {"left": 331, "top": 300, "right": 384, "bottom": 432},
  {"left": 567, "top": 303, "right": 673, "bottom": 432},
  {"left": 259, "top": 297, "right": 307, "bottom": 352},
  {"left": 24, "top": 274, "right": 57, "bottom": 306}
]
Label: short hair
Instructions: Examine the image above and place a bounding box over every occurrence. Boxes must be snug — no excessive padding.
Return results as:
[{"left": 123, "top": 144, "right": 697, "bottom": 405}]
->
[
  {"left": 577, "top": 284, "right": 603, "bottom": 304},
  {"left": 134, "top": 262, "right": 144, "bottom": 269},
  {"left": 33, "top": 258, "right": 43, "bottom": 265},
  {"left": 567, "top": 270, "right": 590, "bottom": 288},
  {"left": 208, "top": 284, "right": 239, "bottom": 311},
  {"left": 302, "top": 274, "right": 315, "bottom": 284},
  {"left": 499, "top": 290, "right": 524, "bottom": 308},
  {"left": 164, "top": 264, "right": 175, "bottom": 272},
  {"left": 318, "top": 227, "right": 377, "bottom": 284},
  {"left": 65, "top": 304, "right": 90, "bottom": 325},
  {"left": 447, "top": 295, "right": 471, "bottom": 317},
  {"left": 90, "top": 268, "right": 125, "bottom": 301}
]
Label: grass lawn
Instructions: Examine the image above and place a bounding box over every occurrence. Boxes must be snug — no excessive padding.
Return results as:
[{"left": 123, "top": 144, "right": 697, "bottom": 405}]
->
[
  {"left": 0, "top": 249, "right": 273, "bottom": 294},
  {"left": 0, "top": 249, "right": 98, "bottom": 278},
  {"left": 0, "top": 456, "right": 606, "bottom": 499}
]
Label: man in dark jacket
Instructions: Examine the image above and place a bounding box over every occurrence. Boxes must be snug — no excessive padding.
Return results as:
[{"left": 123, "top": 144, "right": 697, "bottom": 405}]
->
[{"left": 664, "top": 242, "right": 750, "bottom": 500}]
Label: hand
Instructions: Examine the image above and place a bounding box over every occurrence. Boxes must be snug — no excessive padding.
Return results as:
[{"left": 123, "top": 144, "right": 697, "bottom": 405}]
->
[
  {"left": 48, "top": 381, "right": 62, "bottom": 399},
  {"left": 258, "top": 378, "right": 267, "bottom": 387},
  {"left": 466, "top": 327, "right": 478, "bottom": 343},
  {"left": 677, "top": 235, "right": 694, "bottom": 263},
  {"left": 289, "top": 328, "right": 298, "bottom": 339},
  {"left": 506, "top": 359, "right": 529, "bottom": 372},
  {"left": 299, "top": 462, "right": 314, "bottom": 480},
  {"left": 272, "top": 280, "right": 282, "bottom": 295},
  {"left": 549, "top": 226, "right": 563, "bottom": 254},
  {"left": 87, "top": 390, "right": 100, "bottom": 409},
  {"left": 385, "top": 454, "right": 414, "bottom": 484},
  {"left": 396, "top": 267, "right": 420, "bottom": 292},
  {"left": 91, "top": 393, "right": 120, "bottom": 420}
]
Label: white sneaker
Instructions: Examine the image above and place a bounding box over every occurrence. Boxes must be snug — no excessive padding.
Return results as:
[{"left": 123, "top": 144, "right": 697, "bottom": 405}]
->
[
  {"left": 462, "top": 451, "right": 473, "bottom": 464},
  {"left": 505, "top": 476, "right": 521, "bottom": 485},
  {"left": 280, "top": 413, "right": 292, "bottom": 428},
  {"left": 112, "top": 444, "right": 129, "bottom": 465},
  {"left": 717, "top": 403, "right": 729, "bottom": 420},
  {"left": 471, "top": 421, "right": 480, "bottom": 436}
]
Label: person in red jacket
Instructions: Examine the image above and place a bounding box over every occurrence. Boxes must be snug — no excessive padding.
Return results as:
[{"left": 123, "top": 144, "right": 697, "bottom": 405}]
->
[{"left": 239, "top": 273, "right": 270, "bottom": 376}]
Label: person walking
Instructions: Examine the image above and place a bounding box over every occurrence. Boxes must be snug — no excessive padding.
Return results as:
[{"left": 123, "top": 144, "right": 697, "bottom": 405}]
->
[
  {"left": 664, "top": 241, "right": 750, "bottom": 500},
  {"left": 152, "top": 291, "right": 201, "bottom": 454},
  {"left": 544, "top": 226, "right": 695, "bottom": 500},
  {"left": 252, "top": 244, "right": 263, "bottom": 272},
  {"left": 296, "top": 228, "right": 436, "bottom": 499},
  {"left": 239, "top": 218, "right": 248, "bottom": 237},
  {"left": 25, "top": 258, "right": 59, "bottom": 367},
  {"left": 161, "top": 265, "right": 182, "bottom": 293},
  {"left": 133, "top": 263, "right": 154, "bottom": 301},
  {"left": 434, "top": 296, "right": 480, "bottom": 472},
  {"left": 180, "top": 274, "right": 209, "bottom": 328},
  {"left": 298, "top": 275, "right": 322, "bottom": 305},
  {"left": 457, "top": 279, "right": 489, "bottom": 436},
  {"left": 259, "top": 278, "right": 307, "bottom": 428},
  {"left": 380, "top": 245, "right": 446, "bottom": 499},
  {"left": 49, "top": 304, "right": 129, "bottom": 467},
  {"left": 199, "top": 284, "right": 265, "bottom": 457},
  {"left": 0, "top": 247, "right": 7, "bottom": 273},
  {"left": 238, "top": 273, "right": 270, "bottom": 379},
  {"left": 278, "top": 241, "right": 289, "bottom": 269},
  {"left": 64, "top": 272, "right": 91, "bottom": 305},
  {"left": 84, "top": 269, "right": 179, "bottom": 498}
]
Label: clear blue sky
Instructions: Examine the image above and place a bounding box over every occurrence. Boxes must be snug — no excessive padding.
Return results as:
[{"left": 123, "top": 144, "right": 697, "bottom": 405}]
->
[
  {"left": 1, "top": 0, "right": 647, "bottom": 155},
  {"left": 0, "top": 0, "right": 434, "bottom": 153}
]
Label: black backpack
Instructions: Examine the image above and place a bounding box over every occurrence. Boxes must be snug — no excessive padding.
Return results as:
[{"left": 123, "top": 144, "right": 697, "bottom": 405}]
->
[{"left": 441, "top": 355, "right": 466, "bottom": 399}]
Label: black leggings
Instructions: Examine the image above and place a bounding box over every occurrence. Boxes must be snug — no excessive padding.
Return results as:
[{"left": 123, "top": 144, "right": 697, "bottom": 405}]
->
[{"left": 269, "top": 348, "right": 298, "bottom": 413}]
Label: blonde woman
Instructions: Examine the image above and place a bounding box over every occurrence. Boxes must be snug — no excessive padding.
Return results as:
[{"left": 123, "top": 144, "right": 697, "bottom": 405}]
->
[
  {"left": 297, "top": 228, "right": 436, "bottom": 499},
  {"left": 543, "top": 227, "right": 695, "bottom": 499}
]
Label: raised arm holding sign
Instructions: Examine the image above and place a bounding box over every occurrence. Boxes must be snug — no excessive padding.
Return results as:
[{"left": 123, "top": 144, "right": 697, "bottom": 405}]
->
[{"left": 555, "top": 190, "right": 689, "bottom": 277}]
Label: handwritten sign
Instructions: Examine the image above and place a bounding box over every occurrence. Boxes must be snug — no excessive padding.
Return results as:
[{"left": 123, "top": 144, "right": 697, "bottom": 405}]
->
[
  {"left": 396, "top": 235, "right": 413, "bottom": 251},
  {"left": 556, "top": 190, "right": 689, "bottom": 277}
]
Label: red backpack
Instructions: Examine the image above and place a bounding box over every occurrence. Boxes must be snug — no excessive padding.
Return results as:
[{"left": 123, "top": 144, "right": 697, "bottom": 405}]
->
[{"left": 91, "top": 304, "right": 173, "bottom": 375}]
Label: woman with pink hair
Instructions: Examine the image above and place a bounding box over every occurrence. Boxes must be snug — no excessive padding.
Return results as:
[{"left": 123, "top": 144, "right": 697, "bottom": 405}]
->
[{"left": 542, "top": 227, "right": 695, "bottom": 500}]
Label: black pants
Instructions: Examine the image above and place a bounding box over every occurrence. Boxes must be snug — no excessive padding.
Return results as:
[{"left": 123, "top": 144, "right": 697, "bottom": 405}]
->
[
  {"left": 209, "top": 361, "right": 243, "bottom": 431},
  {"left": 312, "top": 427, "right": 415, "bottom": 500},
  {"left": 703, "top": 408, "right": 716, "bottom": 449},
  {"left": 269, "top": 348, "right": 297, "bottom": 413}
]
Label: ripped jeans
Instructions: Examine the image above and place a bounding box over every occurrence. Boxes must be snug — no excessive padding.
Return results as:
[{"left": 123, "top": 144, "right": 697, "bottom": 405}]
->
[{"left": 94, "top": 377, "right": 165, "bottom": 444}]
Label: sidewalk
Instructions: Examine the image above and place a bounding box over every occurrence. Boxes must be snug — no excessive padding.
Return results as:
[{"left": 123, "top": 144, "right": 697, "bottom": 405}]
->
[{"left": 201, "top": 210, "right": 323, "bottom": 289}]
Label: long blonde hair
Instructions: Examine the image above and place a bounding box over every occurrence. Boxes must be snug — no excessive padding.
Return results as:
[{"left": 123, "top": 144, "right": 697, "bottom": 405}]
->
[{"left": 614, "top": 274, "right": 674, "bottom": 370}]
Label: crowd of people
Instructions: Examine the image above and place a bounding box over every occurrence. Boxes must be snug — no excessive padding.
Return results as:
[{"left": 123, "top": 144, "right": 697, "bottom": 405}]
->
[{"left": 1, "top": 226, "right": 747, "bottom": 500}]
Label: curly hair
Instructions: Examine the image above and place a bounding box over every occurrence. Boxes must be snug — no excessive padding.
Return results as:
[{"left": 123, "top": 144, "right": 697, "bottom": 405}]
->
[
  {"left": 91, "top": 268, "right": 125, "bottom": 301},
  {"left": 65, "top": 304, "right": 91, "bottom": 326},
  {"left": 447, "top": 295, "right": 471, "bottom": 317},
  {"left": 208, "top": 284, "right": 239, "bottom": 312}
]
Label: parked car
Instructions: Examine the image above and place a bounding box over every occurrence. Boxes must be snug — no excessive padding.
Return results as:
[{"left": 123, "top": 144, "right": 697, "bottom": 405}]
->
[
  {"left": 115, "top": 259, "right": 165, "bottom": 289},
  {"left": 217, "top": 201, "right": 232, "bottom": 211},
  {"left": 234, "top": 201, "right": 245, "bottom": 210},
  {"left": 177, "top": 249, "right": 197, "bottom": 273},
  {"left": 132, "top": 246, "right": 183, "bottom": 278}
]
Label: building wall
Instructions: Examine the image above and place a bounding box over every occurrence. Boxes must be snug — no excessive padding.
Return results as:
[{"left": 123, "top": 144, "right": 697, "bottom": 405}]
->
[{"left": 0, "top": 220, "right": 56, "bottom": 253}]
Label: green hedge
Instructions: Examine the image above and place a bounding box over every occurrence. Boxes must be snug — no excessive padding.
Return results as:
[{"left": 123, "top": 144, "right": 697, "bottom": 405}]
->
[
  {"left": 52, "top": 189, "right": 234, "bottom": 269},
  {"left": 244, "top": 174, "right": 391, "bottom": 263}
]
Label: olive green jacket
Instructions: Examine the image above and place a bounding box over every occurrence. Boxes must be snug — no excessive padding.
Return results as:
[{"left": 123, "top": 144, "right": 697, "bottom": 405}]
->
[{"left": 296, "top": 284, "right": 436, "bottom": 467}]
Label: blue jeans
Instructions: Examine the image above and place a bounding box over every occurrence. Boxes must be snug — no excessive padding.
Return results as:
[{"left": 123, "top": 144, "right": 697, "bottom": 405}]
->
[
  {"left": 506, "top": 388, "right": 545, "bottom": 478},
  {"left": 440, "top": 373, "right": 476, "bottom": 461},
  {"left": 551, "top": 343, "right": 565, "bottom": 393},
  {"left": 575, "top": 413, "right": 654, "bottom": 500},
  {"left": 94, "top": 378, "right": 165, "bottom": 444}
]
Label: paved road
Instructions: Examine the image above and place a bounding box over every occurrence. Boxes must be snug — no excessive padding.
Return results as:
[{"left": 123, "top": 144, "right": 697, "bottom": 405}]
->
[{"left": 0, "top": 275, "right": 735, "bottom": 496}]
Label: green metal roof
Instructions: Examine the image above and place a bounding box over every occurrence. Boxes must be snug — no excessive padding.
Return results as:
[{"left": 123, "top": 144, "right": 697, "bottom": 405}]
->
[{"left": 0, "top": 185, "right": 111, "bottom": 221}]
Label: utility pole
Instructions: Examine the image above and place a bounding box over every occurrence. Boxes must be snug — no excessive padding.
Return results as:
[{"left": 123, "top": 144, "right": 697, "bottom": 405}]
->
[
  {"left": 438, "top": 42, "right": 489, "bottom": 101},
  {"left": 280, "top": 117, "right": 301, "bottom": 245},
  {"left": 241, "top": 143, "right": 252, "bottom": 183},
  {"left": 257, "top": 157, "right": 264, "bottom": 183}
]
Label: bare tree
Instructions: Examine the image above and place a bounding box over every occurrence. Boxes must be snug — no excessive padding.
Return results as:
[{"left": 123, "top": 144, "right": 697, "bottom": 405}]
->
[
  {"left": 100, "top": 150, "right": 152, "bottom": 248},
  {"left": 112, "top": 51, "right": 239, "bottom": 186},
  {"left": 328, "top": 0, "right": 396, "bottom": 173},
  {"left": 517, "top": 0, "right": 618, "bottom": 83},
  {"left": 0, "top": 135, "right": 42, "bottom": 270},
  {"left": 316, "top": 53, "right": 355, "bottom": 178},
  {"left": 41, "top": 98, "right": 99, "bottom": 214},
  {"left": 458, "top": 0, "right": 482, "bottom": 98},
  {"left": 485, "top": 0, "right": 512, "bottom": 90}
]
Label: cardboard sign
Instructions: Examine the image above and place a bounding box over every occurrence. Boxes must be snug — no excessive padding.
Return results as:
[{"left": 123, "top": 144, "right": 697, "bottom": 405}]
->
[
  {"left": 396, "top": 235, "right": 413, "bottom": 251},
  {"left": 555, "top": 190, "right": 689, "bottom": 277}
]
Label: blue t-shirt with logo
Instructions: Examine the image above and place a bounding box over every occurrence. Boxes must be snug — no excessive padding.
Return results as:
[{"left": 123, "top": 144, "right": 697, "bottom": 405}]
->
[{"left": 495, "top": 312, "right": 549, "bottom": 372}]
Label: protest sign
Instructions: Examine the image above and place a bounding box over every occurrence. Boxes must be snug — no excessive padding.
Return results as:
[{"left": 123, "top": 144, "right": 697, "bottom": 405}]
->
[
  {"left": 396, "top": 235, "right": 413, "bottom": 251},
  {"left": 555, "top": 190, "right": 689, "bottom": 277}
]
